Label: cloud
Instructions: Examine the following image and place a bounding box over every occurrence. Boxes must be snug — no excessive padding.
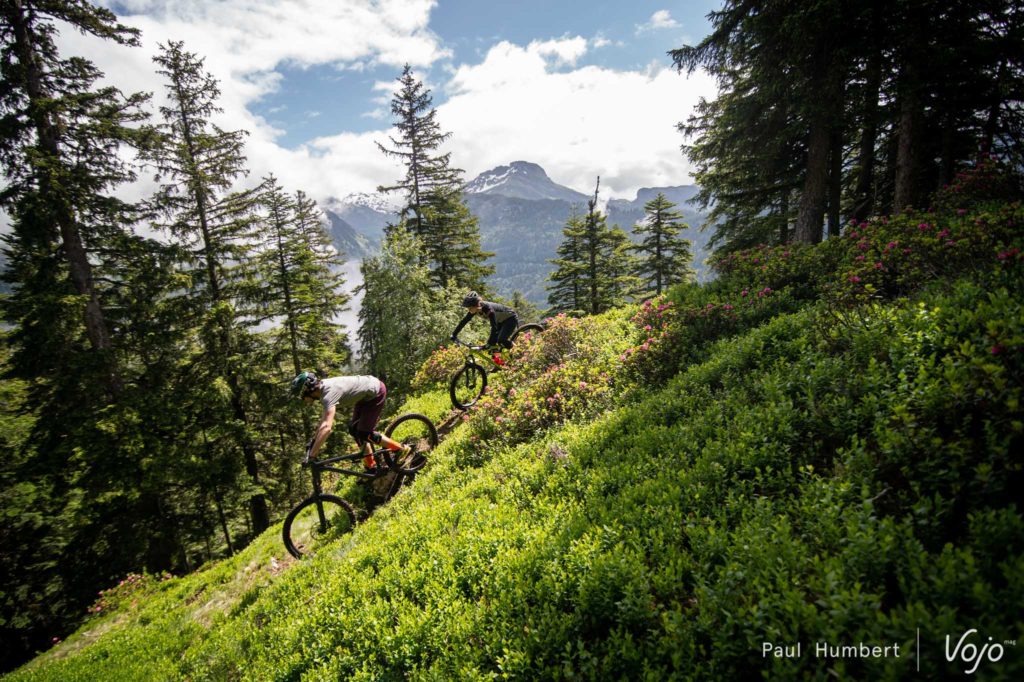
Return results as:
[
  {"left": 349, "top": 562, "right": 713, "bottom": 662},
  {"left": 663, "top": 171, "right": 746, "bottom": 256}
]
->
[
  {"left": 528, "top": 36, "right": 589, "bottom": 67},
  {"left": 439, "top": 41, "right": 717, "bottom": 199},
  {"left": 636, "top": 9, "right": 681, "bottom": 34},
  {"left": 46, "top": 2, "right": 716, "bottom": 209}
]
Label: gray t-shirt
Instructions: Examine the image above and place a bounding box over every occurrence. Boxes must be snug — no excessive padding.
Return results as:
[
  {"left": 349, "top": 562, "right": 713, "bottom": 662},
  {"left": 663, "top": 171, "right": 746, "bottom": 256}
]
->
[{"left": 319, "top": 376, "right": 381, "bottom": 413}]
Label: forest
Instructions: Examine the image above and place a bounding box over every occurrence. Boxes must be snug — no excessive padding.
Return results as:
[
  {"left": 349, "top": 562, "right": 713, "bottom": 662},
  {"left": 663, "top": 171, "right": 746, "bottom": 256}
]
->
[{"left": 2, "top": 0, "right": 1022, "bottom": 678}]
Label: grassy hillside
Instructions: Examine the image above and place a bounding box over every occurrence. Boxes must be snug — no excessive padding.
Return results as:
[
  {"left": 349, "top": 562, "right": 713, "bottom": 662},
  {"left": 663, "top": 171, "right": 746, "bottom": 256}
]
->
[{"left": 7, "top": 199, "right": 1023, "bottom": 680}]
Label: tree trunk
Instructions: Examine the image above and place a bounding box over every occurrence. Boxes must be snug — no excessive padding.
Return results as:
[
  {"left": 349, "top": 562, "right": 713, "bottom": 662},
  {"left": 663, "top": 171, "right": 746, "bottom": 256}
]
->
[
  {"left": 852, "top": 49, "right": 881, "bottom": 222},
  {"left": 794, "top": 113, "right": 830, "bottom": 243},
  {"left": 827, "top": 124, "right": 843, "bottom": 237},
  {"left": 894, "top": 21, "right": 924, "bottom": 213},
  {"left": 8, "top": 0, "right": 113, "bottom": 357}
]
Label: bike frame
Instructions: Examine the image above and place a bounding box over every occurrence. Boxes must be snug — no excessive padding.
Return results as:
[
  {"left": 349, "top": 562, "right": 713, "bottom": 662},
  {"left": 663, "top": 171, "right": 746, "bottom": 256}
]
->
[
  {"left": 454, "top": 340, "right": 507, "bottom": 372},
  {"left": 306, "top": 447, "right": 407, "bottom": 499}
]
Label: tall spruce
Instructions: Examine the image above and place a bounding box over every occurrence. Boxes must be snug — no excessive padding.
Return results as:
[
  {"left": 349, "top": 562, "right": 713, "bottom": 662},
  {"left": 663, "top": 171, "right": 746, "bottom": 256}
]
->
[
  {"left": 0, "top": 0, "right": 149, "bottom": 379},
  {"left": 546, "top": 208, "right": 587, "bottom": 315},
  {"left": 145, "top": 41, "right": 270, "bottom": 534},
  {"left": 0, "top": 1, "right": 186, "bottom": 669},
  {"left": 547, "top": 179, "right": 637, "bottom": 316},
  {"left": 253, "top": 177, "right": 350, "bottom": 376},
  {"left": 673, "top": 0, "right": 1024, "bottom": 251},
  {"left": 376, "top": 64, "right": 493, "bottom": 289},
  {"left": 631, "top": 193, "right": 693, "bottom": 296}
]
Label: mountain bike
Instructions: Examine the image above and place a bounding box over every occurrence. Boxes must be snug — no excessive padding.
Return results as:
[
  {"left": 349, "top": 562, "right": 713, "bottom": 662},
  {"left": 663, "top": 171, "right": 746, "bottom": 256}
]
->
[
  {"left": 282, "top": 413, "right": 438, "bottom": 558},
  {"left": 449, "top": 322, "right": 544, "bottom": 410}
]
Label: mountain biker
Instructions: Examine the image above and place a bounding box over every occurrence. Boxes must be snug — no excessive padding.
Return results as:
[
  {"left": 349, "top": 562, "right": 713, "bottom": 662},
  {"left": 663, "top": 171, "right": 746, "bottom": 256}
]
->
[
  {"left": 291, "top": 371, "right": 407, "bottom": 472},
  {"left": 450, "top": 291, "right": 519, "bottom": 362}
]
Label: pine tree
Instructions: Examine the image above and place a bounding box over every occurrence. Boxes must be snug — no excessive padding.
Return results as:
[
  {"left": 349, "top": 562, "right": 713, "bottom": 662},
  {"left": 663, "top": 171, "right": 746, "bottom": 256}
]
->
[
  {"left": 631, "top": 193, "right": 693, "bottom": 296},
  {"left": 253, "top": 177, "right": 350, "bottom": 376},
  {"left": 547, "top": 179, "right": 638, "bottom": 316},
  {"left": 376, "top": 64, "right": 493, "bottom": 289},
  {"left": 145, "top": 40, "right": 270, "bottom": 534},
  {"left": 0, "top": 0, "right": 149, "bottom": 379},
  {"left": 546, "top": 208, "right": 587, "bottom": 315},
  {"left": 419, "top": 185, "right": 495, "bottom": 290}
]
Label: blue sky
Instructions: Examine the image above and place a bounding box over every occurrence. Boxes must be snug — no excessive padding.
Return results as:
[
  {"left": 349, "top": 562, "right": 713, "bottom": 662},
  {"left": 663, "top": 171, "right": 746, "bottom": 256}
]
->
[
  {"left": 70, "top": 1, "right": 721, "bottom": 201},
  {"left": 250, "top": 1, "right": 718, "bottom": 147}
]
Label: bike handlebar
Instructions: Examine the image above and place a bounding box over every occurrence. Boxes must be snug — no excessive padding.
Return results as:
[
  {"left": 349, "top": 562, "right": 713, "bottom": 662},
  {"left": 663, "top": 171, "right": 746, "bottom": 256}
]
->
[{"left": 452, "top": 338, "right": 485, "bottom": 351}]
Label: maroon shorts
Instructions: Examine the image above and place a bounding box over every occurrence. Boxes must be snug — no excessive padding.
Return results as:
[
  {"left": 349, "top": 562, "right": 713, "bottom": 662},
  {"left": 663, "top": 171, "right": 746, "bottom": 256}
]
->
[{"left": 351, "top": 380, "right": 386, "bottom": 433}]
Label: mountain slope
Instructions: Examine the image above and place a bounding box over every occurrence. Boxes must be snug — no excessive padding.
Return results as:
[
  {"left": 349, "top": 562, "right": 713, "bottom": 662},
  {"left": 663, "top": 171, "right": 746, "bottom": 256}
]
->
[
  {"left": 464, "top": 160, "right": 589, "bottom": 203},
  {"left": 13, "top": 202, "right": 1024, "bottom": 681},
  {"left": 327, "top": 163, "right": 712, "bottom": 305}
]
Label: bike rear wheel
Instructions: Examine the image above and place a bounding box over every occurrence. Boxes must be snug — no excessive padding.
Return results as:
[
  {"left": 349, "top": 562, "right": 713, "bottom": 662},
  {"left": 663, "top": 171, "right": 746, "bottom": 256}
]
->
[
  {"left": 282, "top": 494, "right": 355, "bottom": 559},
  {"left": 511, "top": 323, "right": 544, "bottom": 343},
  {"left": 383, "top": 413, "right": 438, "bottom": 474},
  {"left": 450, "top": 363, "right": 487, "bottom": 410}
]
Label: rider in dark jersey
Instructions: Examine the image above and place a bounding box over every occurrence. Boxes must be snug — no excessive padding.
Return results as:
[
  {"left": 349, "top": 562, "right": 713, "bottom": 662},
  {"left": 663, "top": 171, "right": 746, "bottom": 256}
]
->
[{"left": 451, "top": 291, "right": 519, "bottom": 351}]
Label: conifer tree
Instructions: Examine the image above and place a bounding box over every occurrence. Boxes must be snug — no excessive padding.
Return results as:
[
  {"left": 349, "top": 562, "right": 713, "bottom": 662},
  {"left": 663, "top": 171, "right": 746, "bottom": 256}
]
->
[
  {"left": 253, "top": 177, "right": 350, "bottom": 376},
  {"left": 376, "top": 64, "right": 493, "bottom": 289},
  {"left": 0, "top": 0, "right": 149, "bottom": 378},
  {"left": 631, "top": 193, "right": 693, "bottom": 295},
  {"left": 547, "top": 180, "right": 637, "bottom": 316},
  {"left": 0, "top": 2, "right": 189, "bottom": 667},
  {"left": 419, "top": 185, "right": 494, "bottom": 290},
  {"left": 546, "top": 209, "right": 587, "bottom": 315},
  {"left": 145, "top": 40, "right": 270, "bottom": 534}
]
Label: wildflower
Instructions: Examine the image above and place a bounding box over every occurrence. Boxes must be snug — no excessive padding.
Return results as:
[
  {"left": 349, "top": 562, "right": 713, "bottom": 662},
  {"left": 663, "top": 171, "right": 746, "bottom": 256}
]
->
[
  {"left": 849, "top": 275, "right": 861, "bottom": 283},
  {"left": 991, "top": 345, "right": 1005, "bottom": 355},
  {"left": 957, "top": 209, "right": 966, "bottom": 215},
  {"left": 918, "top": 222, "right": 931, "bottom": 231},
  {"left": 723, "top": 304, "right": 734, "bottom": 311},
  {"left": 886, "top": 241, "right": 897, "bottom": 250},
  {"left": 937, "top": 229, "right": 949, "bottom": 238},
  {"left": 644, "top": 324, "right": 652, "bottom": 332},
  {"left": 741, "top": 289, "right": 748, "bottom": 297},
  {"left": 874, "top": 262, "right": 883, "bottom": 269},
  {"left": 855, "top": 255, "right": 866, "bottom": 261},
  {"left": 783, "top": 251, "right": 790, "bottom": 257}
]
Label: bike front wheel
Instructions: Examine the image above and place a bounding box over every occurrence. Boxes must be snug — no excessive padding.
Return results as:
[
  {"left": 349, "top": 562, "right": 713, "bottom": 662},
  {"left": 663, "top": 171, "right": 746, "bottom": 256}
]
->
[
  {"left": 383, "top": 413, "right": 438, "bottom": 474},
  {"left": 282, "top": 494, "right": 355, "bottom": 559},
  {"left": 450, "top": 363, "right": 487, "bottom": 410}
]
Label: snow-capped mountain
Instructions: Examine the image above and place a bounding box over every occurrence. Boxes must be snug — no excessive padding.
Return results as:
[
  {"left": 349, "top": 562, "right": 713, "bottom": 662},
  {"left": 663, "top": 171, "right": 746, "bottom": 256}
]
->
[
  {"left": 323, "top": 192, "right": 402, "bottom": 241},
  {"left": 323, "top": 162, "right": 710, "bottom": 305},
  {"left": 464, "top": 161, "right": 590, "bottom": 203}
]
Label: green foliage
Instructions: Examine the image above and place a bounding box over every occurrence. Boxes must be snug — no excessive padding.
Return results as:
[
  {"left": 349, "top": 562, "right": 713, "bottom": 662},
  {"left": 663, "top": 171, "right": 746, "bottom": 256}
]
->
[
  {"left": 376, "top": 65, "right": 493, "bottom": 291},
  {"left": 547, "top": 193, "right": 639, "bottom": 316},
  {"left": 631, "top": 192, "right": 694, "bottom": 296},
  {"left": 358, "top": 227, "right": 464, "bottom": 397},
  {"left": 458, "top": 311, "right": 632, "bottom": 453},
  {"left": 14, "top": 260, "right": 1023, "bottom": 680}
]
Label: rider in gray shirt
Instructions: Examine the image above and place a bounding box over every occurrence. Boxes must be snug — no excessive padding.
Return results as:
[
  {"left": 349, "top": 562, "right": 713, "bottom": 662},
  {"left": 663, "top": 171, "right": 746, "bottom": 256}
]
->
[{"left": 291, "top": 372, "right": 406, "bottom": 471}]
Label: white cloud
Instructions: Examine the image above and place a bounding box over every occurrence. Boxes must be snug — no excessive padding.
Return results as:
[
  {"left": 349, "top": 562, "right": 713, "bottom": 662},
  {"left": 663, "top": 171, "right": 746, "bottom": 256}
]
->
[
  {"left": 636, "top": 9, "right": 681, "bottom": 34},
  {"left": 528, "top": 36, "right": 589, "bottom": 67},
  {"left": 46, "top": 2, "right": 715, "bottom": 208},
  {"left": 440, "top": 41, "right": 717, "bottom": 199}
]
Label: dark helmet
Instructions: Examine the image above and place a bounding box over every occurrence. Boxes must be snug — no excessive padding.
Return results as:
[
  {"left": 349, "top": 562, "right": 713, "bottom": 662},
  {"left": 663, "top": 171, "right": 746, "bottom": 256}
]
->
[
  {"left": 462, "top": 291, "right": 481, "bottom": 308},
  {"left": 290, "top": 371, "right": 319, "bottom": 397}
]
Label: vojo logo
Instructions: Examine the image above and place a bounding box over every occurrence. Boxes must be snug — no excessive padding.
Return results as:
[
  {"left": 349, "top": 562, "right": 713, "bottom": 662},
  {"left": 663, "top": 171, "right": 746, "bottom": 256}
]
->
[{"left": 945, "top": 629, "right": 1014, "bottom": 675}]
